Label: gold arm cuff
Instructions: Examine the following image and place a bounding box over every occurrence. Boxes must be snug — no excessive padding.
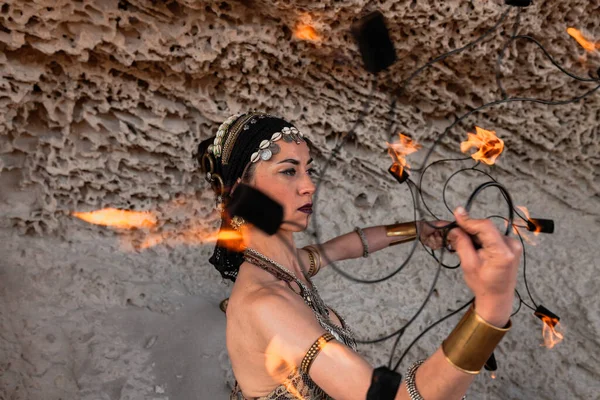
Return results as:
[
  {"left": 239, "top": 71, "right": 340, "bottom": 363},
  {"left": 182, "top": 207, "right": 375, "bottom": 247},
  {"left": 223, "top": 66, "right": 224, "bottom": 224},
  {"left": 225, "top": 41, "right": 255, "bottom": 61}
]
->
[
  {"left": 385, "top": 222, "right": 417, "bottom": 241},
  {"left": 219, "top": 298, "right": 229, "bottom": 313},
  {"left": 304, "top": 247, "right": 317, "bottom": 277},
  {"left": 300, "top": 332, "right": 335, "bottom": 375},
  {"left": 303, "top": 245, "right": 322, "bottom": 276},
  {"left": 388, "top": 236, "right": 416, "bottom": 247},
  {"left": 442, "top": 304, "right": 511, "bottom": 374}
]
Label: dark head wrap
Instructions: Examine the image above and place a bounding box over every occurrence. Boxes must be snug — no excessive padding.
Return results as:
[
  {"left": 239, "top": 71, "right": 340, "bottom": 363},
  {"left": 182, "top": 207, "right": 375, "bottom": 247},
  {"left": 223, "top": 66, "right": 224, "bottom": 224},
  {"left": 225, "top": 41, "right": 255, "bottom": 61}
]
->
[{"left": 197, "top": 112, "right": 297, "bottom": 281}]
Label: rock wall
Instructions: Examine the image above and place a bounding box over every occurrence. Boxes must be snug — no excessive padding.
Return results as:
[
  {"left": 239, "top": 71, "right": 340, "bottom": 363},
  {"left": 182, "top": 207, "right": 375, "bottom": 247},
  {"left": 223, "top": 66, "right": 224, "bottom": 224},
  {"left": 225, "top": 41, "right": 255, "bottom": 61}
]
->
[{"left": 0, "top": 0, "right": 599, "bottom": 399}]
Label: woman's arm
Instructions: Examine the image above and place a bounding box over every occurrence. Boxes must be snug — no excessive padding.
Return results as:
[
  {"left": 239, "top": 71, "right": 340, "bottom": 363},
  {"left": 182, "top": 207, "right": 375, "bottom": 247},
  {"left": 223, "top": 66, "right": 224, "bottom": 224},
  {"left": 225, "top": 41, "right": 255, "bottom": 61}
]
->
[
  {"left": 267, "top": 208, "right": 520, "bottom": 399},
  {"left": 245, "top": 288, "right": 484, "bottom": 400},
  {"left": 319, "top": 225, "right": 397, "bottom": 265},
  {"left": 300, "top": 221, "right": 445, "bottom": 272}
]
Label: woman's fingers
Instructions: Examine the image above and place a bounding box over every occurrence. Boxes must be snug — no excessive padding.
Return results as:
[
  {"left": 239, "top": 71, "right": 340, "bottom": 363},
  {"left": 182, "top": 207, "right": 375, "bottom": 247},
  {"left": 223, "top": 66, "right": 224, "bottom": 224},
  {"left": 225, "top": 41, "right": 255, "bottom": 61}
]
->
[
  {"left": 447, "top": 221, "right": 479, "bottom": 270},
  {"left": 504, "top": 236, "right": 523, "bottom": 258},
  {"left": 453, "top": 207, "right": 507, "bottom": 251}
]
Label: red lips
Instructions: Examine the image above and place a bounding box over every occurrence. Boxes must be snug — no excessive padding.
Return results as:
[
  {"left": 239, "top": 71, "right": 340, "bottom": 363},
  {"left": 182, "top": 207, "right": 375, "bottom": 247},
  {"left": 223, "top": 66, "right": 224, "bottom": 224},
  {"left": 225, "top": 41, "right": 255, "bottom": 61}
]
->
[{"left": 298, "top": 203, "right": 313, "bottom": 214}]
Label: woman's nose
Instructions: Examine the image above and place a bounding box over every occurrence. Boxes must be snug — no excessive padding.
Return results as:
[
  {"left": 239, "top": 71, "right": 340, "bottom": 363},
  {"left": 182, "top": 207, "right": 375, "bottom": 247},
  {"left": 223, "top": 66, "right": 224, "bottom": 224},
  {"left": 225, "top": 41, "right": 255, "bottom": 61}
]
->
[{"left": 299, "top": 173, "right": 316, "bottom": 196}]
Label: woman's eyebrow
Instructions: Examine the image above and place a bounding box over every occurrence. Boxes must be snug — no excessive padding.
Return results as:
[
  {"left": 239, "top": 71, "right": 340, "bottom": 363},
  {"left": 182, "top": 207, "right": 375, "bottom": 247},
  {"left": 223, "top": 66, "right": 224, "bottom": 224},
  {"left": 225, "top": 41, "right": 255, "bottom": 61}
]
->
[
  {"left": 277, "top": 158, "right": 313, "bottom": 165},
  {"left": 277, "top": 158, "right": 300, "bottom": 165}
]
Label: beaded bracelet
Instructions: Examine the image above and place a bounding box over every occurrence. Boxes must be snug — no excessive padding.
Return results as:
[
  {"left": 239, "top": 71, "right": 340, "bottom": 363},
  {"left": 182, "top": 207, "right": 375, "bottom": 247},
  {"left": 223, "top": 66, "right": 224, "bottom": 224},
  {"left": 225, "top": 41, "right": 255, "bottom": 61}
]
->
[
  {"left": 301, "top": 332, "right": 335, "bottom": 374},
  {"left": 354, "top": 227, "right": 369, "bottom": 258},
  {"left": 405, "top": 359, "right": 466, "bottom": 400},
  {"left": 405, "top": 360, "right": 425, "bottom": 400}
]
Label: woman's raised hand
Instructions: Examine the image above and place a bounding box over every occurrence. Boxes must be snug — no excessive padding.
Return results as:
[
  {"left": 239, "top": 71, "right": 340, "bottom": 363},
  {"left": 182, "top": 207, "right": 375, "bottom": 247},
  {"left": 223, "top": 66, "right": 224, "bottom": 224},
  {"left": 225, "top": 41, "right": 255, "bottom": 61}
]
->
[
  {"left": 417, "top": 220, "right": 448, "bottom": 250},
  {"left": 447, "top": 207, "right": 522, "bottom": 327}
]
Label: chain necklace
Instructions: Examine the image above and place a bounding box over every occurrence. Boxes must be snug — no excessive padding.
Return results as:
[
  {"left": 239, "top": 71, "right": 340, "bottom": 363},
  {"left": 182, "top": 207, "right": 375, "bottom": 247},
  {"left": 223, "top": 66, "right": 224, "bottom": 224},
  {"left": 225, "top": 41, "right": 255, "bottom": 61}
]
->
[{"left": 244, "top": 248, "right": 357, "bottom": 350}]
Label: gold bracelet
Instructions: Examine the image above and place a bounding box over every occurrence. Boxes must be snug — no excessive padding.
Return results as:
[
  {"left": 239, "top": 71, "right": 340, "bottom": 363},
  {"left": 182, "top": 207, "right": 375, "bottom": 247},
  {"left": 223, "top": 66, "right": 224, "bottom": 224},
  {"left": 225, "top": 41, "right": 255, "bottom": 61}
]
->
[
  {"left": 385, "top": 222, "right": 417, "bottom": 246},
  {"left": 442, "top": 304, "right": 511, "bottom": 374},
  {"left": 303, "top": 245, "right": 322, "bottom": 276},
  {"left": 219, "top": 298, "right": 229, "bottom": 313},
  {"left": 301, "top": 332, "right": 335, "bottom": 375},
  {"left": 388, "top": 236, "right": 416, "bottom": 247},
  {"left": 304, "top": 247, "right": 316, "bottom": 277}
]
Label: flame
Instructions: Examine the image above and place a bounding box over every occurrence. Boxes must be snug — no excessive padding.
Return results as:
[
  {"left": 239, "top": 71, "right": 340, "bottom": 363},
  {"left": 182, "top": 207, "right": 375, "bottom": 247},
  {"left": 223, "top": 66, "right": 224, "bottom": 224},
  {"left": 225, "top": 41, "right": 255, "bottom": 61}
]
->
[
  {"left": 294, "top": 14, "right": 321, "bottom": 42},
  {"left": 517, "top": 206, "right": 542, "bottom": 236},
  {"left": 131, "top": 226, "right": 245, "bottom": 251},
  {"left": 386, "top": 133, "right": 421, "bottom": 176},
  {"left": 73, "top": 203, "right": 245, "bottom": 252},
  {"left": 72, "top": 208, "right": 157, "bottom": 229},
  {"left": 138, "top": 232, "right": 165, "bottom": 249},
  {"left": 508, "top": 206, "right": 541, "bottom": 246},
  {"left": 197, "top": 228, "right": 245, "bottom": 252},
  {"left": 460, "top": 126, "right": 504, "bottom": 166},
  {"left": 264, "top": 337, "right": 308, "bottom": 400},
  {"left": 294, "top": 23, "right": 321, "bottom": 42},
  {"left": 264, "top": 335, "right": 334, "bottom": 400},
  {"left": 282, "top": 373, "right": 307, "bottom": 400},
  {"left": 567, "top": 28, "right": 599, "bottom": 53},
  {"left": 490, "top": 372, "right": 497, "bottom": 379},
  {"left": 540, "top": 315, "right": 564, "bottom": 349}
]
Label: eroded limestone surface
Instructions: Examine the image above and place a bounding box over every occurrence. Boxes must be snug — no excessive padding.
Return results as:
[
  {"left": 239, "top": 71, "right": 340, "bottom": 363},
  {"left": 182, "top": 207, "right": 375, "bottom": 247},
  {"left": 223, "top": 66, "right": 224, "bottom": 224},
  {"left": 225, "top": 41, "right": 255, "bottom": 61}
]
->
[{"left": 1, "top": 1, "right": 599, "bottom": 399}]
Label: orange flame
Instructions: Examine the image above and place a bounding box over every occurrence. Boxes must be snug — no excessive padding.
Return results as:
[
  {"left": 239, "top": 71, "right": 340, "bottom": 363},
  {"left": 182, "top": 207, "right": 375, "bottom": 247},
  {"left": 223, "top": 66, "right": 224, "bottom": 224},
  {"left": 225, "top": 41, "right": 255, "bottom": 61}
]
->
[
  {"left": 460, "top": 126, "right": 504, "bottom": 166},
  {"left": 265, "top": 335, "right": 334, "bottom": 400},
  {"left": 508, "top": 206, "right": 542, "bottom": 246},
  {"left": 73, "top": 206, "right": 244, "bottom": 252},
  {"left": 72, "top": 208, "right": 157, "bottom": 229},
  {"left": 386, "top": 133, "right": 421, "bottom": 176},
  {"left": 490, "top": 372, "right": 497, "bottom": 379},
  {"left": 282, "top": 372, "right": 307, "bottom": 400},
  {"left": 131, "top": 226, "right": 245, "bottom": 252},
  {"left": 517, "top": 206, "right": 541, "bottom": 235},
  {"left": 567, "top": 28, "right": 599, "bottom": 53},
  {"left": 264, "top": 340, "right": 308, "bottom": 400},
  {"left": 294, "top": 23, "right": 321, "bottom": 42},
  {"left": 540, "top": 315, "right": 564, "bottom": 349},
  {"left": 293, "top": 13, "right": 321, "bottom": 43}
]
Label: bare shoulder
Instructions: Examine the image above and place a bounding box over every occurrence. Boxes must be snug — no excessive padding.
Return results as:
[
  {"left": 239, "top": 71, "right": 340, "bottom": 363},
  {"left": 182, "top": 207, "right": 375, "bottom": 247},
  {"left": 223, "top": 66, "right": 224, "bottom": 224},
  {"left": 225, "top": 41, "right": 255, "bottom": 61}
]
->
[
  {"left": 231, "top": 285, "right": 320, "bottom": 351},
  {"left": 225, "top": 268, "right": 328, "bottom": 395},
  {"left": 226, "top": 263, "right": 374, "bottom": 399},
  {"left": 226, "top": 269, "right": 324, "bottom": 369}
]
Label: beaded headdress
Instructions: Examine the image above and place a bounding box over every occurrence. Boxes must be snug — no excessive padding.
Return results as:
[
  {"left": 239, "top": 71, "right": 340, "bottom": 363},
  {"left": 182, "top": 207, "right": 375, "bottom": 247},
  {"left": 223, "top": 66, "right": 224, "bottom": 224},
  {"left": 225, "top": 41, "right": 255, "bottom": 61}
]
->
[{"left": 198, "top": 112, "right": 307, "bottom": 281}]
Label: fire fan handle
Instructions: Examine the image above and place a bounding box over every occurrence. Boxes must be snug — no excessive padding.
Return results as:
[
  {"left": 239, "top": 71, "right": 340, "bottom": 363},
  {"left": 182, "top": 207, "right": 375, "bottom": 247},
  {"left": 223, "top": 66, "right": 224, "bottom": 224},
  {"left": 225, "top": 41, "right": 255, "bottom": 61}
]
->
[{"left": 442, "top": 181, "right": 515, "bottom": 249}]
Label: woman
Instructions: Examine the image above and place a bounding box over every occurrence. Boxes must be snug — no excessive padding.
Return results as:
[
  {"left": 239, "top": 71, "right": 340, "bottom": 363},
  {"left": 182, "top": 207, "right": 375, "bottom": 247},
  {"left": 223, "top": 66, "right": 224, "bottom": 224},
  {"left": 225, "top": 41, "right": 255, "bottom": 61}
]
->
[{"left": 198, "top": 112, "right": 521, "bottom": 400}]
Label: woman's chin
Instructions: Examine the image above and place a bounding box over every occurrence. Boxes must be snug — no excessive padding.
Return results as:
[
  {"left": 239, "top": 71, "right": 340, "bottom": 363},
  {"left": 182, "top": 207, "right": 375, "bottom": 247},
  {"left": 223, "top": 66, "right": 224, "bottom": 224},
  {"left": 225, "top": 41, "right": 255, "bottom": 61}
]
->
[{"left": 281, "top": 216, "right": 311, "bottom": 232}]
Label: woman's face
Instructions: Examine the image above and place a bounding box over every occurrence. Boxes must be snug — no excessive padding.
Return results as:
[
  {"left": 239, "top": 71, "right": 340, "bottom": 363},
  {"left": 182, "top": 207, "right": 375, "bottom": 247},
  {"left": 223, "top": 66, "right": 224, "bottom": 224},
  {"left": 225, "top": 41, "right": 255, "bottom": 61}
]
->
[{"left": 250, "top": 140, "right": 316, "bottom": 232}]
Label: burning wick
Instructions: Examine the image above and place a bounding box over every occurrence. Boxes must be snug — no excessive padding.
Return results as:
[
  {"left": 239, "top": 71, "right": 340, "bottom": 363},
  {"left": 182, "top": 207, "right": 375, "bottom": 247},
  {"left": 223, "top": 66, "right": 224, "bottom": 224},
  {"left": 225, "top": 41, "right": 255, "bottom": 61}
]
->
[
  {"left": 460, "top": 126, "right": 504, "bottom": 165},
  {"left": 525, "top": 218, "right": 554, "bottom": 234},
  {"left": 534, "top": 305, "right": 564, "bottom": 349},
  {"left": 388, "top": 163, "right": 409, "bottom": 184},
  {"left": 515, "top": 206, "right": 555, "bottom": 242},
  {"left": 387, "top": 133, "right": 421, "bottom": 184}
]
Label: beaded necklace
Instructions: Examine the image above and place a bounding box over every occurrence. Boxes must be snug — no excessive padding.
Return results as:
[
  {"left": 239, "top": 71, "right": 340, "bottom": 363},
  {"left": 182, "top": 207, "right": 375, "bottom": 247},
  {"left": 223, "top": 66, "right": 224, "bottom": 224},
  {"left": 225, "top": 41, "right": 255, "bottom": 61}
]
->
[{"left": 244, "top": 248, "right": 357, "bottom": 350}]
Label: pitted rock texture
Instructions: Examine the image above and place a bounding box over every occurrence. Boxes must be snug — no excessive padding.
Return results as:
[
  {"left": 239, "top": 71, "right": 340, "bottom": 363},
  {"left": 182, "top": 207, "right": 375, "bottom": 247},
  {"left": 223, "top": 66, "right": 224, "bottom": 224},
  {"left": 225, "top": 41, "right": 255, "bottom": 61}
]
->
[{"left": 0, "top": 1, "right": 599, "bottom": 399}]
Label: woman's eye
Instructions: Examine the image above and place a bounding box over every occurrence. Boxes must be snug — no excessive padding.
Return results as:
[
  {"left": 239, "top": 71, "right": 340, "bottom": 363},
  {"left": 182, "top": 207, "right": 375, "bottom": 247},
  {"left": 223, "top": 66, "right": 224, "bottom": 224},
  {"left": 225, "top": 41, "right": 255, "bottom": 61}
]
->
[
  {"left": 282, "top": 169, "right": 296, "bottom": 176},
  {"left": 308, "top": 168, "right": 318, "bottom": 177}
]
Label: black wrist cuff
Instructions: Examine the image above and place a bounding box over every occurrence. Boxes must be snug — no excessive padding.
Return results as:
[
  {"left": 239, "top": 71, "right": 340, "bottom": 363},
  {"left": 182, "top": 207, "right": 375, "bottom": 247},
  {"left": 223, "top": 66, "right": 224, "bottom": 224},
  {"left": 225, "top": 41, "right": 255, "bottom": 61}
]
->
[{"left": 366, "top": 366, "right": 402, "bottom": 400}]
